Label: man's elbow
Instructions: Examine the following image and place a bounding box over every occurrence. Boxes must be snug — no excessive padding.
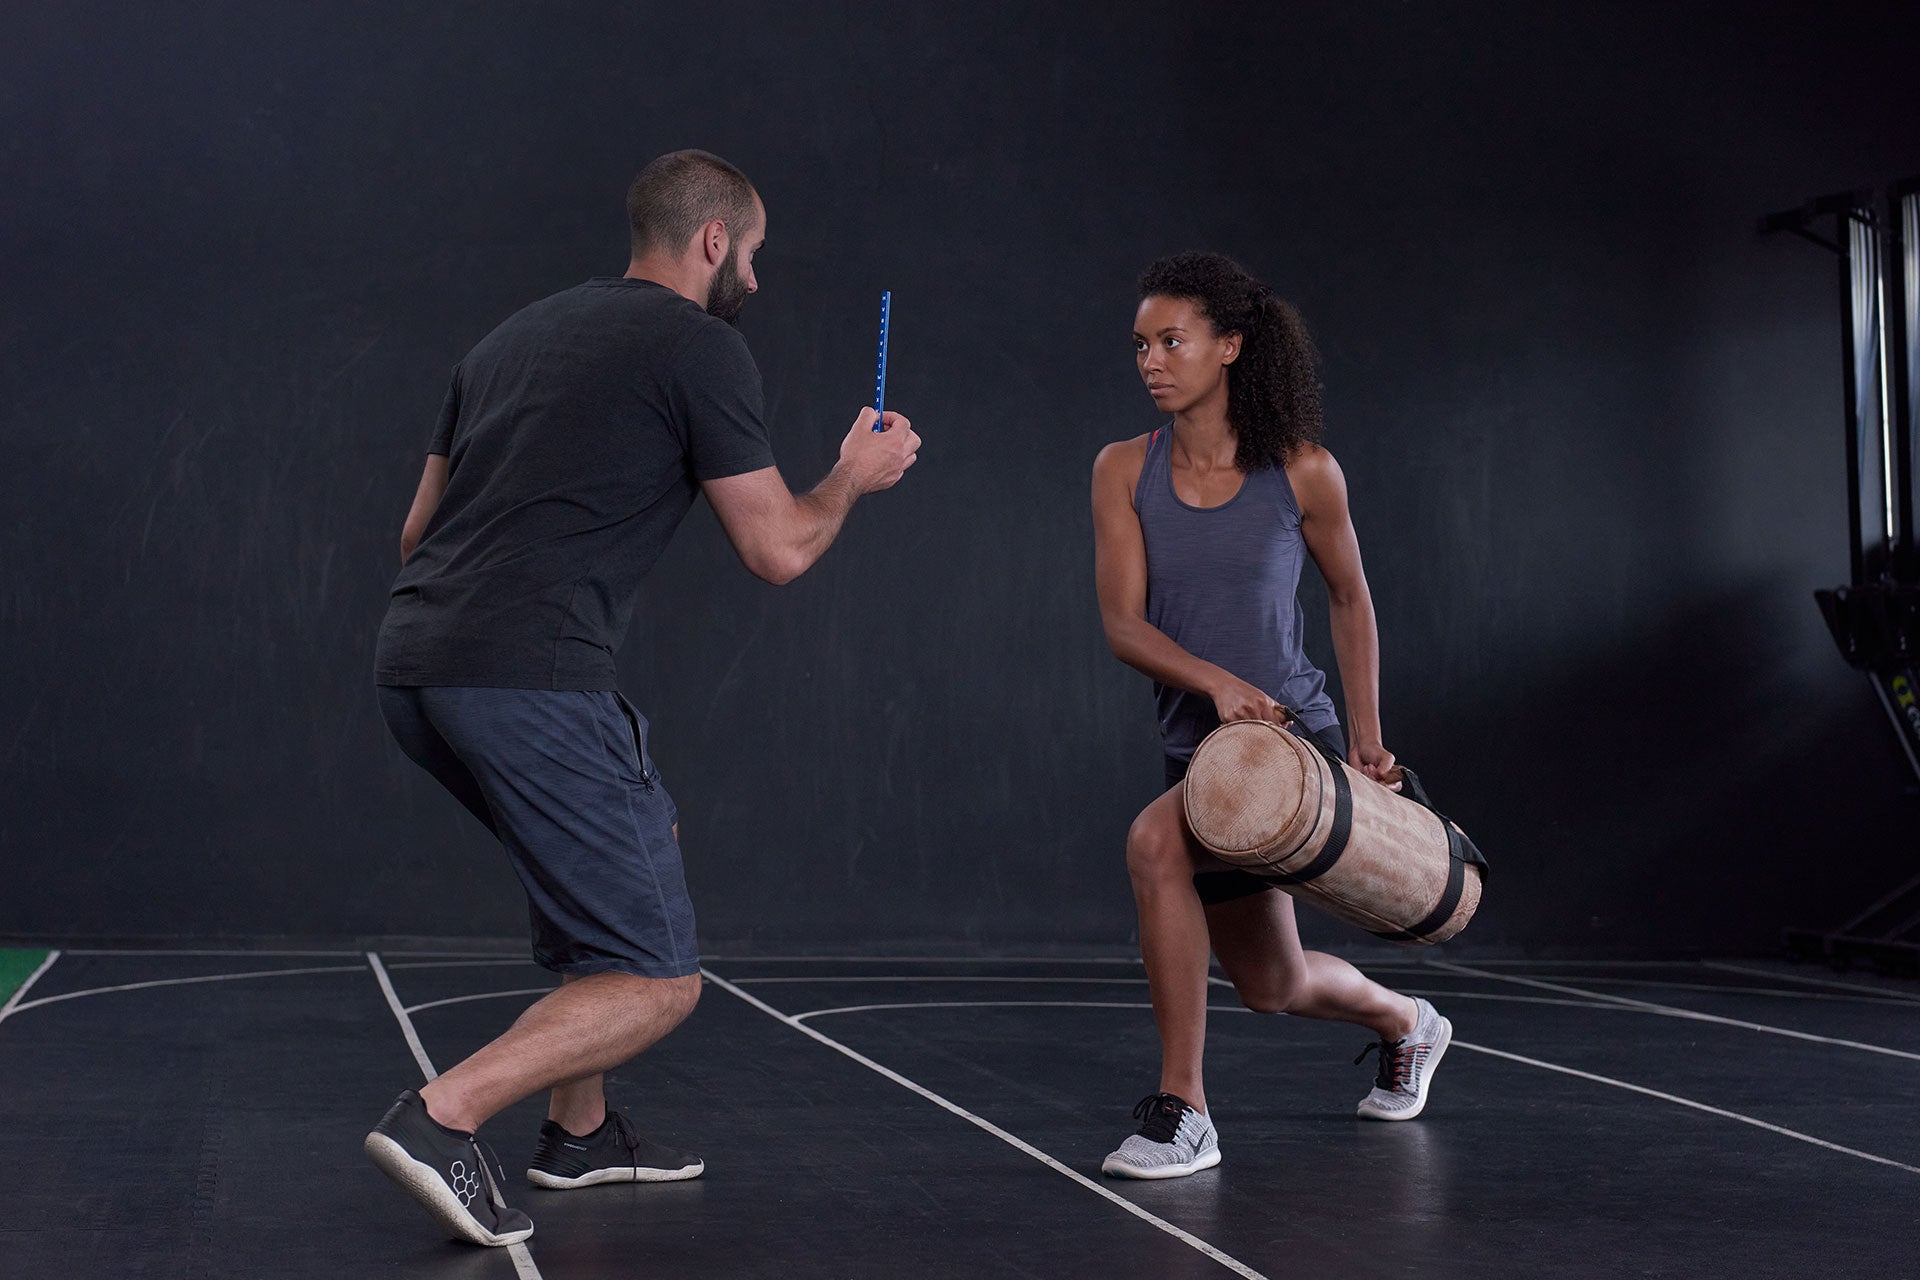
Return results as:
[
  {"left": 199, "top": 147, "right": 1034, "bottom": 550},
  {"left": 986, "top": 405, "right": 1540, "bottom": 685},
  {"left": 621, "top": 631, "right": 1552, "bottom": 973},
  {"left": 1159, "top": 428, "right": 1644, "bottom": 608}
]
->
[{"left": 746, "top": 546, "right": 808, "bottom": 586}]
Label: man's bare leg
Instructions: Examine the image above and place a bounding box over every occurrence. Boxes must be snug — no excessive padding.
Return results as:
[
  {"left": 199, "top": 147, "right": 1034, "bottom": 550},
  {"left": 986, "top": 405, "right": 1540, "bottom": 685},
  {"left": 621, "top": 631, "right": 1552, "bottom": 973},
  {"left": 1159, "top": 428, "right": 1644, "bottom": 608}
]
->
[
  {"left": 420, "top": 971, "right": 700, "bottom": 1133},
  {"left": 545, "top": 976, "right": 611, "bottom": 1134},
  {"left": 547, "top": 1073, "right": 608, "bottom": 1136}
]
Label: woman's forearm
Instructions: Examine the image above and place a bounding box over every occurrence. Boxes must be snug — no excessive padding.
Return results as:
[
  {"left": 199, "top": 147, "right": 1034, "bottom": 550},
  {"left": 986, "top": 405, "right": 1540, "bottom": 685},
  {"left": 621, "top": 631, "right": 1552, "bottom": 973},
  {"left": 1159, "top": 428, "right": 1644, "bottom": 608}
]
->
[
  {"left": 1103, "top": 614, "right": 1232, "bottom": 700},
  {"left": 1329, "top": 594, "right": 1384, "bottom": 746}
]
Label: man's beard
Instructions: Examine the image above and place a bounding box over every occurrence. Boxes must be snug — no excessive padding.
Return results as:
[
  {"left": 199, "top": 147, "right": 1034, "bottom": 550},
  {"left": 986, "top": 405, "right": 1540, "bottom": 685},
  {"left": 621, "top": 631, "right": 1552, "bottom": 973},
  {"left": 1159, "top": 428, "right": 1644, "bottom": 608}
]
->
[{"left": 705, "top": 254, "right": 749, "bottom": 326}]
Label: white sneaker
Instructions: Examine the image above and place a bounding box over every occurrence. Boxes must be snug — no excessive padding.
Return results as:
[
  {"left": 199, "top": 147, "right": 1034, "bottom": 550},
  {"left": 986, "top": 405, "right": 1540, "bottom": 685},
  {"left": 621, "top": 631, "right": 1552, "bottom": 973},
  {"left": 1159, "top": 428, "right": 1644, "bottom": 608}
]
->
[
  {"left": 1101, "top": 1092, "right": 1221, "bottom": 1179},
  {"left": 1354, "top": 998, "right": 1452, "bottom": 1121}
]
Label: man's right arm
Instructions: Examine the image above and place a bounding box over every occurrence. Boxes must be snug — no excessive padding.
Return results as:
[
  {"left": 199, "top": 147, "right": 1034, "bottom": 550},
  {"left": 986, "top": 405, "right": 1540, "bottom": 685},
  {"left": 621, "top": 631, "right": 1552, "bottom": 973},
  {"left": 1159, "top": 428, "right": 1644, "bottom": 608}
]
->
[{"left": 703, "top": 407, "right": 919, "bottom": 585}]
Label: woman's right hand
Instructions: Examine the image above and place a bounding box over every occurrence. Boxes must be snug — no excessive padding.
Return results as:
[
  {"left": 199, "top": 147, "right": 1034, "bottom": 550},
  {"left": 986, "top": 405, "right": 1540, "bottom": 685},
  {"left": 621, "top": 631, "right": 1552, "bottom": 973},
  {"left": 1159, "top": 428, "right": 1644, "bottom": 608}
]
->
[{"left": 1212, "top": 676, "right": 1292, "bottom": 726}]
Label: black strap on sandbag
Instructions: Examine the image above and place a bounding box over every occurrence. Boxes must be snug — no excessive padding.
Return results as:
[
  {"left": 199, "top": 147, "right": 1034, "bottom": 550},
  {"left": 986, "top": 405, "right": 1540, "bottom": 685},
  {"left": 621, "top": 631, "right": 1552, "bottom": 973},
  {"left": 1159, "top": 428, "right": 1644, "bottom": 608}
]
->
[
  {"left": 1256, "top": 726, "right": 1489, "bottom": 940},
  {"left": 1393, "top": 765, "right": 1489, "bottom": 873},
  {"left": 1261, "top": 737, "right": 1352, "bottom": 885},
  {"left": 1369, "top": 763, "right": 1488, "bottom": 942}
]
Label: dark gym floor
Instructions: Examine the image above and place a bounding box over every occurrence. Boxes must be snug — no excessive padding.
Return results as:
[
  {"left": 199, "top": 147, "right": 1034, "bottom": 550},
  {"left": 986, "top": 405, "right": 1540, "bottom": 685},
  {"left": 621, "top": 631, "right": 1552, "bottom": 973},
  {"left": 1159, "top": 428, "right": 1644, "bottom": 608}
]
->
[{"left": 0, "top": 948, "right": 1907, "bottom": 1279}]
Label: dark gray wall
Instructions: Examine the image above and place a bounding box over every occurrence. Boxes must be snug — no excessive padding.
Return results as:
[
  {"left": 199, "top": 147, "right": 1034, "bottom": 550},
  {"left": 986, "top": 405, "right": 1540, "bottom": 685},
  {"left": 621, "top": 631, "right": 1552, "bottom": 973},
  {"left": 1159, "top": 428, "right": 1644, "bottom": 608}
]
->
[{"left": 3, "top": 3, "right": 1916, "bottom": 953}]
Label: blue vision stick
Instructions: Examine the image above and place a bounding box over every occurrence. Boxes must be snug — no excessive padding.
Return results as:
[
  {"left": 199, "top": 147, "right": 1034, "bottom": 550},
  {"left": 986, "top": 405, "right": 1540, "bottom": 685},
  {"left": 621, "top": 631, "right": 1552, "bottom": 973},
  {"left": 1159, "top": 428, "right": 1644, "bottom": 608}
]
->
[{"left": 872, "top": 290, "right": 891, "bottom": 431}]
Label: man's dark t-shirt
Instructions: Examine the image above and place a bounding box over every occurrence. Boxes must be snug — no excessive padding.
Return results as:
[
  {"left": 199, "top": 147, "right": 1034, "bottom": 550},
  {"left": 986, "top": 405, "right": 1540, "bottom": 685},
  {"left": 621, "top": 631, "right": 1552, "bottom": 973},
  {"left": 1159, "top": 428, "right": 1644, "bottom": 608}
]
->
[{"left": 375, "top": 278, "right": 775, "bottom": 690}]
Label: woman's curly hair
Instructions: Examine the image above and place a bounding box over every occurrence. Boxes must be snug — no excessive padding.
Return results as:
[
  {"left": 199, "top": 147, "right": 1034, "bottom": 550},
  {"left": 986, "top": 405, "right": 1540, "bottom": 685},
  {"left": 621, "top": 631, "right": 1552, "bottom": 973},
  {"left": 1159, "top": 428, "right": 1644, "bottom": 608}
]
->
[{"left": 1138, "top": 252, "right": 1323, "bottom": 471}]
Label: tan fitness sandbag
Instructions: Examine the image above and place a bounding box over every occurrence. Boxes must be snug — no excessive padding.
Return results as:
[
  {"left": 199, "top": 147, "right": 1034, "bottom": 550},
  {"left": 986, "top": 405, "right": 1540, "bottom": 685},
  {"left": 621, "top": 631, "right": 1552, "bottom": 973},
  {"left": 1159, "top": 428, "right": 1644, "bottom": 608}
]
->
[{"left": 1182, "top": 719, "right": 1487, "bottom": 944}]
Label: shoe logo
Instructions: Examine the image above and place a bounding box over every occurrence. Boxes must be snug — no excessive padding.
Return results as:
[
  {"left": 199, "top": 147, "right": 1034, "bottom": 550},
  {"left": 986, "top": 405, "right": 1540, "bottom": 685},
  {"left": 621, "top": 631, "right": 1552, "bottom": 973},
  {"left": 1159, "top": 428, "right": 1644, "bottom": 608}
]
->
[{"left": 449, "top": 1159, "right": 479, "bottom": 1207}]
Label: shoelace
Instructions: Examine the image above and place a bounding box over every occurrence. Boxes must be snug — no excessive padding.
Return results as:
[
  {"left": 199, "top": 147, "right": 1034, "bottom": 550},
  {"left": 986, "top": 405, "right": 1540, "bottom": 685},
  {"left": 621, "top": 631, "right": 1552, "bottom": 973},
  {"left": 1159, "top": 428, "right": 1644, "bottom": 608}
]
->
[
  {"left": 470, "top": 1138, "right": 513, "bottom": 1213},
  {"left": 1130, "top": 1092, "right": 1190, "bottom": 1144},
  {"left": 1354, "top": 1037, "right": 1426, "bottom": 1093},
  {"left": 606, "top": 1110, "right": 644, "bottom": 1177}
]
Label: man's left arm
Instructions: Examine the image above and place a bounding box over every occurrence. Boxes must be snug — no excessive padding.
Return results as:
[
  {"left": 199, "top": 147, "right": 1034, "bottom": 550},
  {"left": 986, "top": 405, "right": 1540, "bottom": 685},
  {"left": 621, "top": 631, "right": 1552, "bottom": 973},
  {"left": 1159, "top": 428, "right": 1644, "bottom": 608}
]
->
[
  {"left": 400, "top": 454, "right": 449, "bottom": 563},
  {"left": 400, "top": 369, "right": 461, "bottom": 562}
]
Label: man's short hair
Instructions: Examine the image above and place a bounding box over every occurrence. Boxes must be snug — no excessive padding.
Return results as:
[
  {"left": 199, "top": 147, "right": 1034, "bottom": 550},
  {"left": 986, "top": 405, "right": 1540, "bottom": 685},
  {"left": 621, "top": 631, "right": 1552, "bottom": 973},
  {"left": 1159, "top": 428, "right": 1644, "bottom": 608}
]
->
[{"left": 627, "top": 150, "right": 758, "bottom": 258}]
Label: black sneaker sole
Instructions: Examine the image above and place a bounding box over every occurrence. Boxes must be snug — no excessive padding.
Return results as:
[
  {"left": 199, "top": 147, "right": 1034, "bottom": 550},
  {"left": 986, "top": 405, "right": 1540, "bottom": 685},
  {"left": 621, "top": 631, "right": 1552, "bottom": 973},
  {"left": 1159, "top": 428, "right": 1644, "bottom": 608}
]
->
[
  {"left": 364, "top": 1132, "right": 535, "bottom": 1246},
  {"left": 526, "top": 1158, "right": 704, "bottom": 1189}
]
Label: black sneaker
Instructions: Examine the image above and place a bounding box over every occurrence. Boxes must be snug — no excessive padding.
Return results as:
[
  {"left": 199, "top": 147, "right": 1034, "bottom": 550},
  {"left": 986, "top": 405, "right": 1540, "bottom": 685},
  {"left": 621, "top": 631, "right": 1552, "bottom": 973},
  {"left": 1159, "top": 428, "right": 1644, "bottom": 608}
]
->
[
  {"left": 364, "top": 1090, "right": 534, "bottom": 1247},
  {"left": 527, "top": 1109, "right": 704, "bottom": 1189}
]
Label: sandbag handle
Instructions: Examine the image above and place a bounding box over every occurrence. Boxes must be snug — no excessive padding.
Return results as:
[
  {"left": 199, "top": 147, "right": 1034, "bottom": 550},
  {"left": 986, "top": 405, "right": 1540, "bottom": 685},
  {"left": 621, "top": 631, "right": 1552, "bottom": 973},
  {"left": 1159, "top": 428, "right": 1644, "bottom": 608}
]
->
[
  {"left": 1391, "top": 763, "right": 1489, "bottom": 874},
  {"left": 1296, "top": 728, "right": 1489, "bottom": 878}
]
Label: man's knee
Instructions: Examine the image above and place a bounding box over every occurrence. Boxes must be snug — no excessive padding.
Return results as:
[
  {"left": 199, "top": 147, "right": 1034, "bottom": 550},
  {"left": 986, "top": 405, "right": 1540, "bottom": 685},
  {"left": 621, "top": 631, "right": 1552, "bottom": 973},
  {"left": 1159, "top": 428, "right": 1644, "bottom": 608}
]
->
[
  {"left": 668, "top": 972, "right": 701, "bottom": 1021},
  {"left": 636, "top": 972, "right": 700, "bottom": 1023},
  {"left": 593, "top": 970, "right": 701, "bottom": 1025}
]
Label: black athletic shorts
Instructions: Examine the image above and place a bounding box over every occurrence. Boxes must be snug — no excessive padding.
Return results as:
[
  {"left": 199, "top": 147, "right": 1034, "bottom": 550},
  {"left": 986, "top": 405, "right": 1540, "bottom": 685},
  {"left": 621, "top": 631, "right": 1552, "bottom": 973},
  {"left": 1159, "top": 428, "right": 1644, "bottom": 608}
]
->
[
  {"left": 1165, "top": 721, "right": 1349, "bottom": 907},
  {"left": 378, "top": 685, "right": 697, "bottom": 978}
]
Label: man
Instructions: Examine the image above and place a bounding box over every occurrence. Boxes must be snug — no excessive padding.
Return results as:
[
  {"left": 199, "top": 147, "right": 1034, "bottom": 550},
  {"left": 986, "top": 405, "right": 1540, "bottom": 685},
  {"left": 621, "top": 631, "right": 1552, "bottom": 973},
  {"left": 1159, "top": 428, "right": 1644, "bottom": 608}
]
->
[{"left": 364, "top": 149, "right": 920, "bottom": 1247}]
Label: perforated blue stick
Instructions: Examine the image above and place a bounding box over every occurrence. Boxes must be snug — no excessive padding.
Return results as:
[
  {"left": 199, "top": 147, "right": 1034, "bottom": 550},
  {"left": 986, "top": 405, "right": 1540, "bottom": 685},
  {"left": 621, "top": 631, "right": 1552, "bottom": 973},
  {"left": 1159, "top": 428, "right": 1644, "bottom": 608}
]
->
[{"left": 872, "top": 290, "right": 891, "bottom": 431}]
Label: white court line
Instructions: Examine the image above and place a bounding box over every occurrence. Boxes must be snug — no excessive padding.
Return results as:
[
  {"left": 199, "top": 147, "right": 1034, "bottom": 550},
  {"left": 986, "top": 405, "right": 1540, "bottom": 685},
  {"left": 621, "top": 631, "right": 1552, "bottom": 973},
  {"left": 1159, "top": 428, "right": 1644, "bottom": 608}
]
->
[
  {"left": 700, "top": 954, "right": 1690, "bottom": 968},
  {"left": 1453, "top": 1042, "right": 1920, "bottom": 1176},
  {"left": 797, "top": 999, "right": 1165, "bottom": 1020},
  {"left": 793, "top": 996, "right": 1920, "bottom": 1179},
  {"left": 1204, "top": 974, "right": 1634, "bottom": 1014},
  {"left": 1348, "top": 965, "right": 1920, "bottom": 1006},
  {"left": 387, "top": 959, "right": 544, "bottom": 971},
  {"left": 1429, "top": 960, "right": 1920, "bottom": 1063},
  {"left": 1512, "top": 975, "right": 1920, "bottom": 1007},
  {"left": 736, "top": 975, "right": 1153, "bottom": 986},
  {"left": 405, "top": 988, "right": 556, "bottom": 1015},
  {"left": 1336, "top": 959, "right": 1713, "bottom": 973},
  {"left": 1428, "top": 958, "right": 1698, "bottom": 967},
  {"left": 365, "top": 953, "right": 543, "bottom": 1280},
  {"left": 800, "top": 992, "right": 1636, "bottom": 1020},
  {"left": 1394, "top": 969, "right": 1920, "bottom": 1007},
  {"left": 5, "top": 964, "right": 364, "bottom": 1016},
  {"left": 703, "top": 968, "right": 1267, "bottom": 1280},
  {"left": 0, "top": 949, "right": 62, "bottom": 1027},
  {"left": 701, "top": 954, "right": 1146, "bottom": 965},
  {"left": 1703, "top": 962, "right": 1920, "bottom": 1005},
  {"left": 58, "top": 947, "right": 364, "bottom": 957},
  {"left": 366, "top": 954, "right": 438, "bottom": 1081}
]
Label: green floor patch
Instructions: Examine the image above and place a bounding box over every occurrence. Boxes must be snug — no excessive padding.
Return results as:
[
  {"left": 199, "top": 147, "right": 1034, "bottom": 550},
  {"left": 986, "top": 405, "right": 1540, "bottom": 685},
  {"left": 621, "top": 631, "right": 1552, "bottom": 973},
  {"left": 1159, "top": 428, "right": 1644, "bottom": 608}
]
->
[{"left": 0, "top": 949, "right": 52, "bottom": 1006}]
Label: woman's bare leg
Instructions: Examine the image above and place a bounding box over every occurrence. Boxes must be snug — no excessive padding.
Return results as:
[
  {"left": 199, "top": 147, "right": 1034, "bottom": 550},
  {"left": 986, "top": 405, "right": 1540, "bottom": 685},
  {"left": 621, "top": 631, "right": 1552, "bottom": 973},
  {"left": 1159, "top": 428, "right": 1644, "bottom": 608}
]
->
[
  {"left": 1206, "top": 890, "right": 1416, "bottom": 1040},
  {"left": 1129, "top": 778, "right": 1422, "bottom": 1118},
  {"left": 1125, "top": 783, "right": 1217, "bottom": 1111}
]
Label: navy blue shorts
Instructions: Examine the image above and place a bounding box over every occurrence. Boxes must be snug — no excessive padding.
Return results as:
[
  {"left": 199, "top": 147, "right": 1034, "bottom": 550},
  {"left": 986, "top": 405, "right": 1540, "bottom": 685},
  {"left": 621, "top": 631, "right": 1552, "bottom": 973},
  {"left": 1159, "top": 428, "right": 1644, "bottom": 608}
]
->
[
  {"left": 378, "top": 685, "right": 699, "bottom": 979},
  {"left": 1167, "top": 721, "right": 1348, "bottom": 907}
]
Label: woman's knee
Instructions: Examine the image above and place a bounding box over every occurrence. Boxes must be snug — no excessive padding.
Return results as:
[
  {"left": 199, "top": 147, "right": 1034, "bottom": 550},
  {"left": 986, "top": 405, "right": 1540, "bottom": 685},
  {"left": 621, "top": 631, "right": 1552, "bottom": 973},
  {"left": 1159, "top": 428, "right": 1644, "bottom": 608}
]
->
[
  {"left": 1125, "top": 807, "right": 1191, "bottom": 882},
  {"left": 1235, "top": 968, "right": 1307, "bottom": 1014}
]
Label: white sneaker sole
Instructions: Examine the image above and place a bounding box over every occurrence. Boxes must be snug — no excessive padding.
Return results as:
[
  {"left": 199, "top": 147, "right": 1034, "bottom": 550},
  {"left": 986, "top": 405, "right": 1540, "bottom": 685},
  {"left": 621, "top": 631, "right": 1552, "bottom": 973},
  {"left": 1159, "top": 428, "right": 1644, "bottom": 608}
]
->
[
  {"left": 526, "top": 1159, "right": 705, "bottom": 1189},
  {"left": 364, "top": 1132, "right": 534, "bottom": 1247},
  {"left": 1357, "top": 1015, "right": 1453, "bottom": 1122},
  {"left": 1100, "top": 1145, "right": 1222, "bottom": 1180}
]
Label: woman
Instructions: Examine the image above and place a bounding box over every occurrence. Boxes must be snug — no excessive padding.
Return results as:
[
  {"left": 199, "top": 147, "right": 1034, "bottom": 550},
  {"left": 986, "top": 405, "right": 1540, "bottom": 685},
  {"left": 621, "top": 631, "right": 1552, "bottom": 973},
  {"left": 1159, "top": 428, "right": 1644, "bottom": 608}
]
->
[{"left": 1090, "top": 252, "right": 1451, "bottom": 1179}]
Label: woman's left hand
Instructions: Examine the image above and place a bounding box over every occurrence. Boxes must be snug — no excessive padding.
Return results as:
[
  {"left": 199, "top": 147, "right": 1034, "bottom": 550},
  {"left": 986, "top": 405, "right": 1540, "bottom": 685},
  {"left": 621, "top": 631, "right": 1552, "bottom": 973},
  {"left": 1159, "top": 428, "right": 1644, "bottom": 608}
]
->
[{"left": 1350, "top": 742, "right": 1402, "bottom": 791}]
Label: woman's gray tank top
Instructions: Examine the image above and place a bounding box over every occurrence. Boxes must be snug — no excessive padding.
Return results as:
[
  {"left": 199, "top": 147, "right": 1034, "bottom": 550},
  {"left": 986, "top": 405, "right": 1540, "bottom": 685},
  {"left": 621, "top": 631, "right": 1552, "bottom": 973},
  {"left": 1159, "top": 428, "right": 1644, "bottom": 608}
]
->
[{"left": 1136, "top": 427, "right": 1339, "bottom": 760}]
